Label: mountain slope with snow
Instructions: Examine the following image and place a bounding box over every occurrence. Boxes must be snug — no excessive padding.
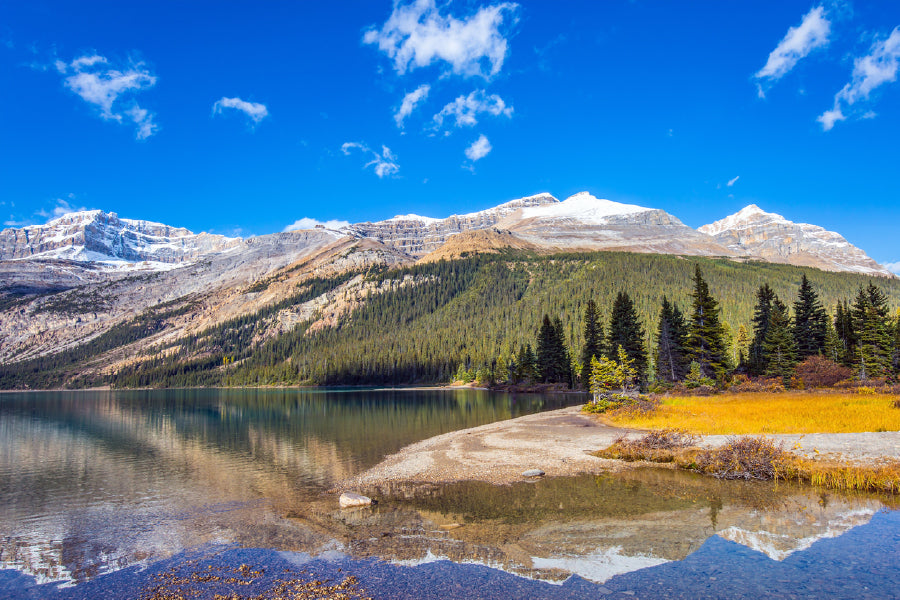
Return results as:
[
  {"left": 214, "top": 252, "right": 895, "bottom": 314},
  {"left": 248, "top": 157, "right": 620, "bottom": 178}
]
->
[
  {"left": 699, "top": 205, "right": 893, "bottom": 277},
  {"left": 0, "top": 210, "right": 241, "bottom": 269}
]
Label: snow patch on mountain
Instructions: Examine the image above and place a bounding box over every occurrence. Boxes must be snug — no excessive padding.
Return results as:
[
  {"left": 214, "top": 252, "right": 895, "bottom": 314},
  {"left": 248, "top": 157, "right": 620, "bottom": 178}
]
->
[{"left": 520, "top": 192, "right": 652, "bottom": 224}]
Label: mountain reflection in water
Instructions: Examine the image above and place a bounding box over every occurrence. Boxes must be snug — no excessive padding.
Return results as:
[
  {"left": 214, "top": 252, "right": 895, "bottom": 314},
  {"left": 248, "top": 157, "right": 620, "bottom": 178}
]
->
[{"left": 0, "top": 389, "right": 897, "bottom": 599}]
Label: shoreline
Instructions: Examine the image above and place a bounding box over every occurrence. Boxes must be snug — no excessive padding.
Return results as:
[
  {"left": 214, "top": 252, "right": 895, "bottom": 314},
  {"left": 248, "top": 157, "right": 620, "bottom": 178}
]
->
[{"left": 340, "top": 405, "right": 900, "bottom": 490}]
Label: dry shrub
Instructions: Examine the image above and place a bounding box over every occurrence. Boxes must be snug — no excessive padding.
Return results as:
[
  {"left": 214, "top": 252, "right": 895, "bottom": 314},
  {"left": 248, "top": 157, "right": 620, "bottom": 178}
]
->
[
  {"left": 794, "top": 356, "right": 852, "bottom": 388},
  {"left": 695, "top": 437, "right": 791, "bottom": 481},
  {"left": 596, "top": 428, "right": 698, "bottom": 463},
  {"left": 728, "top": 376, "right": 786, "bottom": 393},
  {"left": 608, "top": 395, "right": 661, "bottom": 418}
]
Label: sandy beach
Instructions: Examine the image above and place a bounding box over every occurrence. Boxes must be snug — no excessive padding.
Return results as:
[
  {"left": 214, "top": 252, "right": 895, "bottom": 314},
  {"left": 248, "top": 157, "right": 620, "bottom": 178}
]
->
[{"left": 340, "top": 405, "right": 900, "bottom": 489}]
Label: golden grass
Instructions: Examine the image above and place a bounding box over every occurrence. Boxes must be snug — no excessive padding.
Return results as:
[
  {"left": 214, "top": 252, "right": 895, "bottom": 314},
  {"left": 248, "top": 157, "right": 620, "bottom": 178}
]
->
[{"left": 607, "top": 391, "right": 900, "bottom": 435}]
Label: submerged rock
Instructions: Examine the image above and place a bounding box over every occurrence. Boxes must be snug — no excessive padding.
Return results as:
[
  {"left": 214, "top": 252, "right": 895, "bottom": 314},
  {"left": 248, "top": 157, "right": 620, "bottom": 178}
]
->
[{"left": 339, "top": 492, "right": 373, "bottom": 508}]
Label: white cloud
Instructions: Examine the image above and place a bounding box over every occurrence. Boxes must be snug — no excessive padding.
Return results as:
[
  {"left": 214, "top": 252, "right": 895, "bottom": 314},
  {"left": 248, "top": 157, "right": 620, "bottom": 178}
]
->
[
  {"left": 213, "top": 97, "right": 269, "bottom": 126},
  {"left": 283, "top": 217, "right": 351, "bottom": 232},
  {"left": 394, "top": 84, "right": 430, "bottom": 128},
  {"left": 363, "top": 0, "right": 518, "bottom": 78},
  {"left": 56, "top": 53, "right": 158, "bottom": 140},
  {"left": 818, "top": 27, "right": 900, "bottom": 130},
  {"left": 884, "top": 261, "right": 900, "bottom": 276},
  {"left": 464, "top": 134, "right": 492, "bottom": 161},
  {"left": 341, "top": 142, "right": 400, "bottom": 178},
  {"left": 433, "top": 89, "right": 512, "bottom": 130},
  {"left": 727, "top": 175, "right": 740, "bottom": 187},
  {"left": 755, "top": 6, "right": 831, "bottom": 96},
  {"left": 37, "top": 198, "right": 88, "bottom": 220}
]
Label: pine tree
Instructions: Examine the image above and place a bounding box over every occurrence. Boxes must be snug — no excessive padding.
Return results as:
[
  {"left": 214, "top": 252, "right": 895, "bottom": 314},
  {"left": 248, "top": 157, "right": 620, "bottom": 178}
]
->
[
  {"left": 580, "top": 298, "right": 604, "bottom": 389},
  {"left": 655, "top": 296, "right": 688, "bottom": 383},
  {"left": 763, "top": 296, "right": 798, "bottom": 384},
  {"left": 685, "top": 265, "right": 730, "bottom": 379},
  {"left": 515, "top": 343, "right": 536, "bottom": 382},
  {"left": 749, "top": 283, "right": 775, "bottom": 375},
  {"left": 734, "top": 324, "right": 751, "bottom": 371},
  {"left": 793, "top": 274, "right": 828, "bottom": 358},
  {"left": 606, "top": 291, "right": 648, "bottom": 386},
  {"left": 536, "top": 314, "right": 569, "bottom": 384},
  {"left": 893, "top": 309, "right": 900, "bottom": 377},
  {"left": 834, "top": 300, "right": 856, "bottom": 367},
  {"left": 851, "top": 283, "right": 893, "bottom": 380},
  {"left": 823, "top": 315, "right": 843, "bottom": 364}
]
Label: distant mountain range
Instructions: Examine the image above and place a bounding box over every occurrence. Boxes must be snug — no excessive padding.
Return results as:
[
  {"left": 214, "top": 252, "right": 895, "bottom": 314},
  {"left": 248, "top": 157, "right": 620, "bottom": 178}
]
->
[
  {"left": 0, "top": 193, "right": 894, "bottom": 371},
  {"left": 1, "top": 193, "right": 893, "bottom": 276}
]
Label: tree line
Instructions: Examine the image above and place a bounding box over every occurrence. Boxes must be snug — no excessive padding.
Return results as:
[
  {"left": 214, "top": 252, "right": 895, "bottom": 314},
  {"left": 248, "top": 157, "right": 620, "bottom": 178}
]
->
[{"left": 519, "top": 266, "right": 900, "bottom": 390}]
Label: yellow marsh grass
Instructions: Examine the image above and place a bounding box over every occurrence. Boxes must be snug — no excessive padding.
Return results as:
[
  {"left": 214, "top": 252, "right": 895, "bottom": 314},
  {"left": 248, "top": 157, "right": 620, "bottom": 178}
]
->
[{"left": 608, "top": 392, "right": 900, "bottom": 435}]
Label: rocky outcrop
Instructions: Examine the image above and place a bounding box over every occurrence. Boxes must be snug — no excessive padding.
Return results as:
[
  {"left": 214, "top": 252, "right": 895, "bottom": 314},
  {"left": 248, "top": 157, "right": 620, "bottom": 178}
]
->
[
  {"left": 700, "top": 205, "right": 894, "bottom": 277},
  {"left": 344, "top": 193, "right": 559, "bottom": 256},
  {"left": 0, "top": 210, "right": 241, "bottom": 265}
]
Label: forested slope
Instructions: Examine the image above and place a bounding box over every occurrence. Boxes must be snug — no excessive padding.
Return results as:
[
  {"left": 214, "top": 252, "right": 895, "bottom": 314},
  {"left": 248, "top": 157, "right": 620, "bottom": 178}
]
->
[{"left": 105, "top": 251, "right": 900, "bottom": 388}]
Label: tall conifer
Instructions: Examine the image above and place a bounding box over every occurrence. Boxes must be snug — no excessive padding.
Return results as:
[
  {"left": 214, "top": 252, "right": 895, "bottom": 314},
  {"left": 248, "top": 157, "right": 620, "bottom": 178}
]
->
[
  {"left": 580, "top": 298, "right": 604, "bottom": 388},
  {"left": 749, "top": 283, "right": 775, "bottom": 375},
  {"left": 851, "top": 283, "right": 893, "bottom": 380},
  {"left": 655, "top": 296, "right": 688, "bottom": 382},
  {"left": 763, "top": 296, "right": 798, "bottom": 384},
  {"left": 793, "top": 274, "right": 828, "bottom": 358},
  {"left": 607, "top": 291, "right": 648, "bottom": 386},
  {"left": 685, "top": 265, "right": 729, "bottom": 379}
]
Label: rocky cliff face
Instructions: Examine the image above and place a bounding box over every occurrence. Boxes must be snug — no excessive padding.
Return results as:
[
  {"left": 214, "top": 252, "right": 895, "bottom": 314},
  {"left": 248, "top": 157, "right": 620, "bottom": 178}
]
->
[
  {"left": 0, "top": 210, "right": 241, "bottom": 266},
  {"left": 699, "top": 205, "right": 893, "bottom": 277},
  {"left": 343, "top": 193, "right": 559, "bottom": 256}
]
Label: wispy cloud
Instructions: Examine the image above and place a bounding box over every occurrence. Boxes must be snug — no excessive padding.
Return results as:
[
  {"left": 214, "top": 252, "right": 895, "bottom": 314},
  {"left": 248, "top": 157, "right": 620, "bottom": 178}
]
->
[
  {"left": 464, "top": 134, "right": 492, "bottom": 161},
  {"left": 341, "top": 142, "right": 400, "bottom": 178},
  {"left": 4, "top": 196, "right": 91, "bottom": 227},
  {"left": 364, "top": 0, "right": 519, "bottom": 78},
  {"left": 395, "top": 84, "right": 431, "bottom": 128},
  {"left": 755, "top": 6, "right": 831, "bottom": 97},
  {"left": 283, "top": 217, "right": 351, "bottom": 232},
  {"left": 818, "top": 27, "right": 900, "bottom": 130},
  {"left": 36, "top": 197, "right": 88, "bottom": 220},
  {"left": 433, "top": 89, "right": 512, "bottom": 130},
  {"left": 884, "top": 261, "right": 900, "bottom": 276},
  {"left": 213, "top": 96, "right": 269, "bottom": 127},
  {"left": 727, "top": 175, "right": 740, "bottom": 187},
  {"left": 55, "top": 53, "right": 158, "bottom": 139}
]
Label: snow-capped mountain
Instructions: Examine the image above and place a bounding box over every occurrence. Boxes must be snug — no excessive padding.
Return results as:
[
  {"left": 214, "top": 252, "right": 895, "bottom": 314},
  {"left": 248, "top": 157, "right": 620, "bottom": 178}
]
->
[
  {"left": 0, "top": 210, "right": 241, "bottom": 269},
  {"left": 345, "top": 192, "right": 731, "bottom": 257},
  {"left": 699, "top": 205, "right": 893, "bottom": 277}
]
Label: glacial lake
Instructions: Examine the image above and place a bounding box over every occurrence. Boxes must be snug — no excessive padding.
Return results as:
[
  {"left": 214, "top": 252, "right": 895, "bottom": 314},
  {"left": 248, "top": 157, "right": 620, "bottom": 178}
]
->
[{"left": 1, "top": 388, "right": 898, "bottom": 599}]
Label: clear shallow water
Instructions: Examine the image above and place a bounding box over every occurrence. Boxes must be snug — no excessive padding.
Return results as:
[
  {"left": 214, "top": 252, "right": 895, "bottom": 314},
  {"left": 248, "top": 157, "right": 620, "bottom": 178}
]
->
[{"left": 1, "top": 388, "right": 898, "bottom": 599}]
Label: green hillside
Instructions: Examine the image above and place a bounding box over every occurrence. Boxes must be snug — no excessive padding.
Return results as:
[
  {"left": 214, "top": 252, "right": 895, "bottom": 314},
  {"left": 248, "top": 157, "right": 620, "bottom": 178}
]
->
[{"left": 106, "top": 251, "right": 900, "bottom": 388}]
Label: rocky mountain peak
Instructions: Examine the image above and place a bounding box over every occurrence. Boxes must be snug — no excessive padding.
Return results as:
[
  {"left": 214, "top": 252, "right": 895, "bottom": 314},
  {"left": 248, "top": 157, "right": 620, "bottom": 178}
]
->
[
  {"left": 700, "top": 205, "right": 893, "bottom": 277},
  {"left": 0, "top": 210, "right": 241, "bottom": 268}
]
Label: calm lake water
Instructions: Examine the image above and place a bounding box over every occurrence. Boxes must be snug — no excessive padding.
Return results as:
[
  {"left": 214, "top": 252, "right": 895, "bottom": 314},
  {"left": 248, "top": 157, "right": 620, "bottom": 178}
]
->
[{"left": 1, "top": 389, "right": 898, "bottom": 599}]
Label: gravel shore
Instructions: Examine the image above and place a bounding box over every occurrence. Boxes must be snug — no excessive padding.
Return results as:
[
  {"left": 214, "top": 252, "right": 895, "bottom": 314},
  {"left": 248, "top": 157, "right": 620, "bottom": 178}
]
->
[{"left": 340, "top": 405, "right": 900, "bottom": 489}]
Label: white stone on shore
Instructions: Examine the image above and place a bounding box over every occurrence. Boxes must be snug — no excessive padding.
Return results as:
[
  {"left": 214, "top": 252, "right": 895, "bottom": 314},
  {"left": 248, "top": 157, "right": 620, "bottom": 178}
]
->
[
  {"left": 339, "top": 492, "right": 372, "bottom": 508},
  {"left": 522, "top": 469, "right": 545, "bottom": 478}
]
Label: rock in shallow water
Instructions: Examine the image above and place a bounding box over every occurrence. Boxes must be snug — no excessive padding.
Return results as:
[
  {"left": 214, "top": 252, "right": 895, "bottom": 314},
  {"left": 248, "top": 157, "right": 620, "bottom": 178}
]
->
[
  {"left": 522, "top": 469, "right": 545, "bottom": 478},
  {"left": 339, "top": 492, "right": 373, "bottom": 508}
]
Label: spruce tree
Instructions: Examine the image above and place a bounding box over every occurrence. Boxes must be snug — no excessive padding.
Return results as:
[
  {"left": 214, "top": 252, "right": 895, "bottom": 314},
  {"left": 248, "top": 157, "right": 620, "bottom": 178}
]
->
[
  {"left": 655, "top": 296, "right": 688, "bottom": 382},
  {"left": 851, "top": 283, "right": 893, "bottom": 380},
  {"left": 580, "top": 298, "right": 604, "bottom": 389},
  {"left": 823, "top": 315, "right": 843, "bottom": 365},
  {"left": 834, "top": 300, "right": 856, "bottom": 367},
  {"left": 749, "top": 283, "right": 775, "bottom": 375},
  {"left": 893, "top": 310, "right": 900, "bottom": 377},
  {"left": 792, "top": 274, "right": 828, "bottom": 358},
  {"left": 536, "top": 314, "right": 569, "bottom": 384},
  {"left": 606, "top": 291, "right": 648, "bottom": 386},
  {"left": 763, "top": 296, "right": 798, "bottom": 384},
  {"left": 685, "top": 265, "right": 729, "bottom": 379}
]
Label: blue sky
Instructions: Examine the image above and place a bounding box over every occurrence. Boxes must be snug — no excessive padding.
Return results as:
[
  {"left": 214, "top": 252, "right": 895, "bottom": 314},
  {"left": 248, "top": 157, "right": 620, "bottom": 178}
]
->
[{"left": 2, "top": 1, "right": 899, "bottom": 270}]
